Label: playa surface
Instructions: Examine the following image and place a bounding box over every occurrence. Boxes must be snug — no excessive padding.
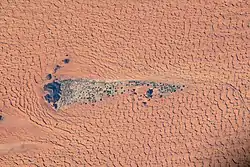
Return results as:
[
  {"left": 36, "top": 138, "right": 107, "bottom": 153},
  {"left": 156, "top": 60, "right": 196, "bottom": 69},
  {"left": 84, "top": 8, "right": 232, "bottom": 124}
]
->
[{"left": 0, "top": 0, "right": 250, "bottom": 166}]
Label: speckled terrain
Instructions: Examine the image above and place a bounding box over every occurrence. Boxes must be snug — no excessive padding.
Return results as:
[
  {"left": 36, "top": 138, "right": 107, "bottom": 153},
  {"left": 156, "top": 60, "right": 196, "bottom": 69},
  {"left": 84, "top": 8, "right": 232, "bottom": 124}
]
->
[
  {"left": 0, "top": 0, "right": 250, "bottom": 166},
  {"left": 44, "top": 78, "right": 185, "bottom": 110}
]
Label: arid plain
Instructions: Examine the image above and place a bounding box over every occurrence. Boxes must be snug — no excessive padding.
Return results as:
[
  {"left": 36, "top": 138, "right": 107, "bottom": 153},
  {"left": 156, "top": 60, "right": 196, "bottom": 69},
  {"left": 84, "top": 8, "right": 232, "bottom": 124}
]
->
[{"left": 0, "top": 0, "right": 250, "bottom": 166}]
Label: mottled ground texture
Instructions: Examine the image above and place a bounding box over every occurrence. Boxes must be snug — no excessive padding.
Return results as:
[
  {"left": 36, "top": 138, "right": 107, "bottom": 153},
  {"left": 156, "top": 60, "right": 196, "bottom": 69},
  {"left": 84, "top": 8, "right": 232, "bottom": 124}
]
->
[
  {"left": 0, "top": 0, "right": 250, "bottom": 166},
  {"left": 44, "top": 78, "right": 184, "bottom": 110}
]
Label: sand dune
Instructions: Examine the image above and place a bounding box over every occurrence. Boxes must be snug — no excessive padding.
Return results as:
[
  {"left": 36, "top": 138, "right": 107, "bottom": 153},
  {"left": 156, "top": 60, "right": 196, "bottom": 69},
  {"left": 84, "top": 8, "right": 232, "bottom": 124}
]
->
[{"left": 0, "top": 0, "right": 249, "bottom": 166}]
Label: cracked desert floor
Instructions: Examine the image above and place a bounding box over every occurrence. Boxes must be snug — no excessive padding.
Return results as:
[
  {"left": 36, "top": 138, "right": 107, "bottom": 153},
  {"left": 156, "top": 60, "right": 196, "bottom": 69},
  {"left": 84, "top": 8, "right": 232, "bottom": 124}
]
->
[{"left": 0, "top": 0, "right": 250, "bottom": 167}]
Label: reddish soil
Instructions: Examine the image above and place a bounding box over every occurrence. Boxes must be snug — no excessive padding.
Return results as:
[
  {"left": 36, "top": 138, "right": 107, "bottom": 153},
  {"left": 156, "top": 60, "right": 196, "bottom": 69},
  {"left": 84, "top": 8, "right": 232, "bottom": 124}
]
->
[{"left": 0, "top": 0, "right": 250, "bottom": 166}]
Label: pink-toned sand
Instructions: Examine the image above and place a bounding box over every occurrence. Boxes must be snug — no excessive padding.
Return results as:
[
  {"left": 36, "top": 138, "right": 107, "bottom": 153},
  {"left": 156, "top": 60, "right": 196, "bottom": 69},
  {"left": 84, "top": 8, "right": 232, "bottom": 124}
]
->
[{"left": 0, "top": 0, "right": 249, "bottom": 166}]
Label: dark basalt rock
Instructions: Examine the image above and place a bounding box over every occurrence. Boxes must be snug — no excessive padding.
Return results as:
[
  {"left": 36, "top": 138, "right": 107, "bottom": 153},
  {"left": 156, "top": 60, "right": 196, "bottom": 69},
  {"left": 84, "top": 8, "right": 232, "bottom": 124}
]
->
[
  {"left": 63, "top": 58, "right": 70, "bottom": 64},
  {"left": 146, "top": 88, "right": 153, "bottom": 98},
  {"left": 44, "top": 94, "right": 52, "bottom": 103},
  {"left": 44, "top": 81, "right": 62, "bottom": 109},
  {"left": 46, "top": 74, "right": 52, "bottom": 80},
  {"left": 53, "top": 103, "right": 58, "bottom": 109},
  {"left": 53, "top": 94, "right": 61, "bottom": 102},
  {"left": 44, "top": 81, "right": 61, "bottom": 93}
]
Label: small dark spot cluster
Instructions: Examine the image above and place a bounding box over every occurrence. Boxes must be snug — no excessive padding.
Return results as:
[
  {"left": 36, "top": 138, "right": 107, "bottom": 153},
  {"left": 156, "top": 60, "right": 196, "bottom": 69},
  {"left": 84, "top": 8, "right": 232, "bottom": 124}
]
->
[
  {"left": 54, "top": 65, "right": 61, "bottom": 73},
  {"left": 158, "top": 84, "right": 178, "bottom": 95},
  {"left": 52, "top": 58, "right": 71, "bottom": 74}
]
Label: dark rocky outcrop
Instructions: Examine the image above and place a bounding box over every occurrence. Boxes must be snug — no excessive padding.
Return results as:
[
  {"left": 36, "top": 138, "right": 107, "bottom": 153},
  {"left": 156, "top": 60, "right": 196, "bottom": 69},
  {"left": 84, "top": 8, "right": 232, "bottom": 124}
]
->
[
  {"left": 44, "top": 81, "right": 62, "bottom": 109},
  {"left": 146, "top": 88, "right": 153, "bottom": 98},
  {"left": 63, "top": 58, "right": 70, "bottom": 64},
  {"left": 46, "top": 74, "right": 52, "bottom": 80}
]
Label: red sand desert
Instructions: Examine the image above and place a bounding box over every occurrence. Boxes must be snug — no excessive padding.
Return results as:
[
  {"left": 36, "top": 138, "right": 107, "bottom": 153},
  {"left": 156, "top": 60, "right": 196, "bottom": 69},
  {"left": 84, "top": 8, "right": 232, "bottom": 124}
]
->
[{"left": 0, "top": 0, "right": 250, "bottom": 166}]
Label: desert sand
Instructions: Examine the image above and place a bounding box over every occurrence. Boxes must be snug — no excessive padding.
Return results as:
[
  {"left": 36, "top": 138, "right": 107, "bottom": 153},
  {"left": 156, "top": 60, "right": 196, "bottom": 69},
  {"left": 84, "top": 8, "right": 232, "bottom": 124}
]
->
[{"left": 0, "top": 0, "right": 250, "bottom": 166}]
